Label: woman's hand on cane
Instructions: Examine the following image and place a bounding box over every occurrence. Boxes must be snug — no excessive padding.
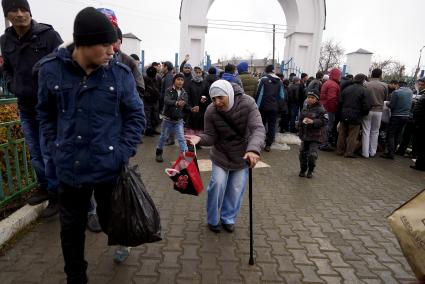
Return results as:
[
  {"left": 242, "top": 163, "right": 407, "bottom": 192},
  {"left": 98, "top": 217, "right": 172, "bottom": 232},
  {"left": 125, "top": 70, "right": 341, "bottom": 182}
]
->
[{"left": 244, "top": 152, "right": 260, "bottom": 168}]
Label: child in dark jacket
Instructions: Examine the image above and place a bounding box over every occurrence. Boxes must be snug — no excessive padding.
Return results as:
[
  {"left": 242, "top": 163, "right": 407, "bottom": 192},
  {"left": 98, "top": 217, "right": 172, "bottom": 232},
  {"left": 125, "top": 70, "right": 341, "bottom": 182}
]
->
[
  {"left": 298, "top": 90, "right": 328, "bottom": 178},
  {"left": 155, "top": 73, "right": 190, "bottom": 162}
]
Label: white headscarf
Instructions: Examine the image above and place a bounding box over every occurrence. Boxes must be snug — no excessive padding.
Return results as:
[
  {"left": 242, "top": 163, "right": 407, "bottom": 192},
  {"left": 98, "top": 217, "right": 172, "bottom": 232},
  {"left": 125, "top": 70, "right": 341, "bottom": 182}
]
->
[{"left": 209, "top": 79, "right": 235, "bottom": 112}]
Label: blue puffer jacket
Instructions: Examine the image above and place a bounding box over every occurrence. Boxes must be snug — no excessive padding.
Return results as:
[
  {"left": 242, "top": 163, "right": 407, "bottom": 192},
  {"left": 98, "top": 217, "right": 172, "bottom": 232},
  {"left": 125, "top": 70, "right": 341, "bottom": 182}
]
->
[{"left": 36, "top": 44, "right": 146, "bottom": 187}]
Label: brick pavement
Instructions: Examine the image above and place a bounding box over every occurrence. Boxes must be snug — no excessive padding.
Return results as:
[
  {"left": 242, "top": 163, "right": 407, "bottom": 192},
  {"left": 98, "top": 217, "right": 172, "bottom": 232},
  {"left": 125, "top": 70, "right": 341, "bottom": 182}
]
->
[{"left": 0, "top": 135, "right": 423, "bottom": 284}]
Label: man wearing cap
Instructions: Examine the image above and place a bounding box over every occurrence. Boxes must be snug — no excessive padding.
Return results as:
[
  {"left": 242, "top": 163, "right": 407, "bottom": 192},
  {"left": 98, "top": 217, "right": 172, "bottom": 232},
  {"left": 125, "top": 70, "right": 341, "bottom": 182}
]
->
[
  {"left": 36, "top": 7, "right": 145, "bottom": 282},
  {"left": 1, "top": 0, "right": 63, "bottom": 217}
]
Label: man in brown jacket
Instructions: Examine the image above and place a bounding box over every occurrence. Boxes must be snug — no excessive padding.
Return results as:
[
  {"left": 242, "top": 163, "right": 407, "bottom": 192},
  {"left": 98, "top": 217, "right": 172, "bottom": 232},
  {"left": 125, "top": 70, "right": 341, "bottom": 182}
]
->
[
  {"left": 363, "top": 68, "right": 388, "bottom": 158},
  {"left": 186, "top": 80, "right": 265, "bottom": 233}
]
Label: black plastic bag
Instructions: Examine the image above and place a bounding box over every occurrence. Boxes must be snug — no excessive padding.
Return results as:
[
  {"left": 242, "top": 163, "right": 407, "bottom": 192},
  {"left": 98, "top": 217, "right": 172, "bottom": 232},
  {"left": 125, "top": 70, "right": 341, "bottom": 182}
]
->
[{"left": 108, "top": 165, "right": 162, "bottom": 246}]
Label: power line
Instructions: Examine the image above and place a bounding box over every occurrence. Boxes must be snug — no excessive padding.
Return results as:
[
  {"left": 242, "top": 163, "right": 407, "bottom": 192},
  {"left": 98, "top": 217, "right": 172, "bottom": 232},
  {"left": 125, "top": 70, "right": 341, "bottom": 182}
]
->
[
  {"left": 208, "top": 26, "right": 286, "bottom": 35},
  {"left": 208, "top": 18, "right": 292, "bottom": 28},
  {"left": 208, "top": 21, "right": 288, "bottom": 32}
]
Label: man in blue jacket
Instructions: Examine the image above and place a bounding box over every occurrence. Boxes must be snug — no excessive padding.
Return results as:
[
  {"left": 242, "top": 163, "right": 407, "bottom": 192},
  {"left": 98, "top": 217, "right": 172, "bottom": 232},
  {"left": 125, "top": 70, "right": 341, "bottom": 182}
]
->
[
  {"left": 381, "top": 81, "right": 413, "bottom": 159},
  {"left": 256, "top": 64, "right": 285, "bottom": 152},
  {"left": 1, "top": 0, "right": 63, "bottom": 217},
  {"left": 36, "top": 7, "right": 145, "bottom": 283}
]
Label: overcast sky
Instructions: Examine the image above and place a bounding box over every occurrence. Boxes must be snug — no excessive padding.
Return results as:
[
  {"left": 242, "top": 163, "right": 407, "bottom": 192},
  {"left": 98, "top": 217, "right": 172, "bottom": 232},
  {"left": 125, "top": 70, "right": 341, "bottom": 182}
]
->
[{"left": 1, "top": 0, "right": 423, "bottom": 74}]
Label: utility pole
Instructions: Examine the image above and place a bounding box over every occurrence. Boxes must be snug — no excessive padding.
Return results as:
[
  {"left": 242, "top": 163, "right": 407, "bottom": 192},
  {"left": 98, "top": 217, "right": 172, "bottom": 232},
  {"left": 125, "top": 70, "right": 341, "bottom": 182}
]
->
[
  {"left": 414, "top": 46, "right": 425, "bottom": 81},
  {"left": 272, "top": 24, "right": 275, "bottom": 69}
]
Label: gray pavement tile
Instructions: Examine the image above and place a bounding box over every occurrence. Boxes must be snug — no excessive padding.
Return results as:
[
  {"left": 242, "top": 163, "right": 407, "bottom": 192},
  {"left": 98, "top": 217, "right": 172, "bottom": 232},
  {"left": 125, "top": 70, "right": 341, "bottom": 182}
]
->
[{"left": 0, "top": 137, "right": 422, "bottom": 283}]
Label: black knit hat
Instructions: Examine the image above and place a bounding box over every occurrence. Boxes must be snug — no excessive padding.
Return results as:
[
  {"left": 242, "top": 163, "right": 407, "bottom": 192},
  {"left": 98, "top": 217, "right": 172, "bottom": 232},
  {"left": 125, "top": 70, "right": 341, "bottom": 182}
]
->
[
  {"left": 2, "top": 0, "right": 31, "bottom": 16},
  {"left": 307, "top": 90, "right": 320, "bottom": 101},
  {"left": 73, "top": 7, "right": 117, "bottom": 46},
  {"left": 173, "top": 73, "right": 185, "bottom": 84}
]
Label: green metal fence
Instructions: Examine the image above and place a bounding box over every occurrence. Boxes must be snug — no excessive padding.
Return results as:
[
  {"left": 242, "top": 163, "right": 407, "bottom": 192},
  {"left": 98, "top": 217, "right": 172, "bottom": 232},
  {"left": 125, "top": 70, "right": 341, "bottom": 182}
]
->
[{"left": 0, "top": 98, "right": 37, "bottom": 208}]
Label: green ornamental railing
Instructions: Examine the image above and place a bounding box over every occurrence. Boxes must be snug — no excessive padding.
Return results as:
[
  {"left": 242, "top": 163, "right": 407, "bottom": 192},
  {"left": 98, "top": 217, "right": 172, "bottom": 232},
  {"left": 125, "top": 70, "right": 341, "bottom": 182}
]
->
[{"left": 0, "top": 98, "right": 37, "bottom": 208}]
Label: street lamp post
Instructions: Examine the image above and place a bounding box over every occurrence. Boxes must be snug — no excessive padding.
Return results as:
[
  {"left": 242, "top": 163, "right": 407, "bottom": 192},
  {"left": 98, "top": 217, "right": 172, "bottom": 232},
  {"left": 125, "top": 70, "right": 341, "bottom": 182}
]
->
[{"left": 414, "top": 45, "right": 425, "bottom": 81}]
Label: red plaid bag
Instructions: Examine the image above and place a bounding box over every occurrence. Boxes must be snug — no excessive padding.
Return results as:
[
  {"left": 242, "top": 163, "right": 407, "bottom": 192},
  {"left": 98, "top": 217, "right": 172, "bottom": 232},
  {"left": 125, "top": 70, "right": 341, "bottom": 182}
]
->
[{"left": 165, "top": 151, "right": 203, "bottom": 196}]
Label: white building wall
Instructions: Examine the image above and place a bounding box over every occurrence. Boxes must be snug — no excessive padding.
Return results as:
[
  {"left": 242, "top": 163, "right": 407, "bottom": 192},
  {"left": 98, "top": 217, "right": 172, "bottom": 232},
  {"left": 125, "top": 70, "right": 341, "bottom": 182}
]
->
[
  {"left": 121, "top": 38, "right": 141, "bottom": 57},
  {"left": 346, "top": 53, "right": 373, "bottom": 76}
]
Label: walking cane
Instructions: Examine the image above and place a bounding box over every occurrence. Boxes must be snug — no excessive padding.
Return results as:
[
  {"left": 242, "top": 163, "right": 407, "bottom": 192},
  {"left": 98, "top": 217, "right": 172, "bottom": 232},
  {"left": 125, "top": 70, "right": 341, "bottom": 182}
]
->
[{"left": 248, "top": 167, "right": 254, "bottom": 265}]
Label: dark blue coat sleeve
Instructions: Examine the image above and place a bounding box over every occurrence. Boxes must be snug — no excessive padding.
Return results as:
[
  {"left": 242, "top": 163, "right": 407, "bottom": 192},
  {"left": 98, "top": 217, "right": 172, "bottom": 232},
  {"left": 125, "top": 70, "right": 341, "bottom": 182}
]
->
[
  {"left": 119, "top": 71, "right": 146, "bottom": 161},
  {"left": 36, "top": 66, "right": 58, "bottom": 151}
]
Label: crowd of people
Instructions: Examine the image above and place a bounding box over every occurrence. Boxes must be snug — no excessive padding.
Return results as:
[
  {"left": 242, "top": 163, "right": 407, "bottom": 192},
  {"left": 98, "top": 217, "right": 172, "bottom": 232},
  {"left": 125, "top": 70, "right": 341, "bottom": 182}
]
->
[{"left": 1, "top": 0, "right": 424, "bottom": 283}]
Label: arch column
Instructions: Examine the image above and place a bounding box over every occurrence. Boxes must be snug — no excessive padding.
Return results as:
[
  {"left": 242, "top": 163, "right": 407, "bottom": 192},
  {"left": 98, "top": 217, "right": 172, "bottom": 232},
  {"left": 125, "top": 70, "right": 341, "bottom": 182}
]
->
[{"left": 179, "top": 0, "right": 326, "bottom": 74}]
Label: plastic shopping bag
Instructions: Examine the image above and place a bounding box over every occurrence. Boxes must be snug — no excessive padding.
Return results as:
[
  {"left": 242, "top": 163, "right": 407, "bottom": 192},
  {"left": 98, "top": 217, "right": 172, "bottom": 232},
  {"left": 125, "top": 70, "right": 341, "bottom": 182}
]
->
[
  {"left": 108, "top": 165, "right": 162, "bottom": 247},
  {"left": 388, "top": 189, "right": 425, "bottom": 280},
  {"left": 165, "top": 151, "right": 203, "bottom": 196}
]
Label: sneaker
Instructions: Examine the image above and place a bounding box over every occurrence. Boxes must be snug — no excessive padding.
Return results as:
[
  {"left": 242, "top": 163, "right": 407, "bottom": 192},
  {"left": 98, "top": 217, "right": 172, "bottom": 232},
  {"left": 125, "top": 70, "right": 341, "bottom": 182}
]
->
[
  {"left": 208, "top": 224, "right": 220, "bottom": 233},
  {"left": 155, "top": 149, "right": 164, "bottom": 163},
  {"left": 222, "top": 223, "right": 235, "bottom": 233},
  {"left": 264, "top": 145, "right": 271, "bottom": 152},
  {"left": 87, "top": 214, "right": 102, "bottom": 233},
  {"left": 40, "top": 199, "right": 59, "bottom": 218},
  {"left": 306, "top": 171, "right": 313, "bottom": 178},
  {"left": 113, "top": 246, "right": 131, "bottom": 264},
  {"left": 299, "top": 171, "right": 306, "bottom": 177},
  {"left": 27, "top": 188, "right": 49, "bottom": 205}
]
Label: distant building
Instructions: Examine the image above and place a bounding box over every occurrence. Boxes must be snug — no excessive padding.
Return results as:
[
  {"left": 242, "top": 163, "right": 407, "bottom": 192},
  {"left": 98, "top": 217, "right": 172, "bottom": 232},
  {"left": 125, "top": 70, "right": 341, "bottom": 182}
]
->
[
  {"left": 212, "top": 58, "right": 279, "bottom": 75},
  {"left": 345, "top": 48, "right": 373, "bottom": 76},
  {"left": 121, "top": 33, "right": 142, "bottom": 57}
]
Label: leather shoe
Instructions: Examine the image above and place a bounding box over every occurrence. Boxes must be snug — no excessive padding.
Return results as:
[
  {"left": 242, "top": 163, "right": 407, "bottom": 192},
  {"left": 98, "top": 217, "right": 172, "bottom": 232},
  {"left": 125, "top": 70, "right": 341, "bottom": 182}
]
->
[
  {"left": 40, "top": 199, "right": 59, "bottom": 218},
  {"left": 410, "top": 165, "right": 425, "bottom": 171},
  {"left": 27, "top": 188, "right": 49, "bottom": 205},
  {"left": 222, "top": 223, "right": 235, "bottom": 233},
  {"left": 208, "top": 224, "right": 220, "bottom": 233}
]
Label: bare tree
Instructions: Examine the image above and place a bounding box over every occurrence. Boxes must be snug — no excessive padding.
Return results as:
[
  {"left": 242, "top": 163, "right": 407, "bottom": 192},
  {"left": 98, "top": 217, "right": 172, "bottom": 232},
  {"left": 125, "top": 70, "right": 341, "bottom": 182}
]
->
[
  {"left": 370, "top": 57, "right": 406, "bottom": 80},
  {"left": 319, "top": 39, "right": 345, "bottom": 72},
  {"left": 230, "top": 54, "right": 242, "bottom": 65}
]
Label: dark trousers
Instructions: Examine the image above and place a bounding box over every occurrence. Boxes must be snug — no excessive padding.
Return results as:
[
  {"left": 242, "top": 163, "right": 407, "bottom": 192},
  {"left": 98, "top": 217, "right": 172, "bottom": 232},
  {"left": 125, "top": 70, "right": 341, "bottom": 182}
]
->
[
  {"left": 299, "top": 141, "right": 319, "bottom": 171},
  {"left": 386, "top": 116, "right": 409, "bottom": 155},
  {"left": 336, "top": 122, "right": 360, "bottom": 156},
  {"left": 279, "top": 111, "right": 289, "bottom": 132},
  {"left": 414, "top": 129, "right": 425, "bottom": 169},
  {"left": 144, "top": 102, "right": 158, "bottom": 132},
  {"left": 289, "top": 104, "right": 299, "bottom": 133},
  {"left": 260, "top": 110, "right": 278, "bottom": 146},
  {"left": 59, "top": 181, "right": 115, "bottom": 284},
  {"left": 396, "top": 119, "right": 415, "bottom": 156}
]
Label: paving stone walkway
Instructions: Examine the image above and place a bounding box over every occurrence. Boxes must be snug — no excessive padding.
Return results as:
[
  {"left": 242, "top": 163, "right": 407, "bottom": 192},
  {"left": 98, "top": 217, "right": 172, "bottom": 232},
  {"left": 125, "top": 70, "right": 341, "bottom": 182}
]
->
[{"left": 0, "top": 135, "right": 423, "bottom": 283}]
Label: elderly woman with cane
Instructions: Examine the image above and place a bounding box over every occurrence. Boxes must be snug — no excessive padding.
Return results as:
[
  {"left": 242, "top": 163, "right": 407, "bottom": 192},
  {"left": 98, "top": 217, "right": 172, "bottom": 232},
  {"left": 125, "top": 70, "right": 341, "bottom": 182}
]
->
[{"left": 186, "top": 80, "right": 265, "bottom": 233}]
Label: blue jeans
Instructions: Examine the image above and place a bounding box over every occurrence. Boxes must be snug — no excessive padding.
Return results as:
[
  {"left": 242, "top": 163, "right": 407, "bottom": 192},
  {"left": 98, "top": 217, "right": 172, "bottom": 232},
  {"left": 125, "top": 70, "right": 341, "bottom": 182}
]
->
[
  {"left": 157, "top": 119, "right": 188, "bottom": 152},
  {"left": 20, "top": 109, "right": 58, "bottom": 194},
  {"left": 206, "top": 163, "right": 248, "bottom": 225}
]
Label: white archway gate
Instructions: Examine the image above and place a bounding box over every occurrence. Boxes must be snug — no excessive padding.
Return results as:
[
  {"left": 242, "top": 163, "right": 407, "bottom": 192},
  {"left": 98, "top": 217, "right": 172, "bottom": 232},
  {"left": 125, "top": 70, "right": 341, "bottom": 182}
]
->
[{"left": 179, "top": 0, "right": 326, "bottom": 75}]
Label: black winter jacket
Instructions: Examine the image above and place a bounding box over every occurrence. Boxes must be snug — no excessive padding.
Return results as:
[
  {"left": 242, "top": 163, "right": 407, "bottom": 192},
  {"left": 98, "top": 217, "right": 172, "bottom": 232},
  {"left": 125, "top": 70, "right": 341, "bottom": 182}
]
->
[
  {"left": 0, "top": 21, "right": 62, "bottom": 110},
  {"left": 256, "top": 74, "right": 284, "bottom": 112},
  {"left": 288, "top": 83, "right": 300, "bottom": 105},
  {"left": 187, "top": 79, "right": 210, "bottom": 130},
  {"left": 339, "top": 83, "right": 371, "bottom": 125},
  {"left": 413, "top": 90, "right": 425, "bottom": 129},
  {"left": 298, "top": 102, "right": 328, "bottom": 143},
  {"left": 143, "top": 75, "right": 160, "bottom": 104},
  {"left": 162, "top": 87, "right": 190, "bottom": 120}
]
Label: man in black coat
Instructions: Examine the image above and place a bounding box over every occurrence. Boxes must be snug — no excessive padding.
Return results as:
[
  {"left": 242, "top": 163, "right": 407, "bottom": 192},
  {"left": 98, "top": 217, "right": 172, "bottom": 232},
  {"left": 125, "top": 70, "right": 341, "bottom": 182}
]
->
[
  {"left": 143, "top": 66, "right": 161, "bottom": 136},
  {"left": 411, "top": 77, "right": 425, "bottom": 171},
  {"left": 336, "top": 74, "right": 371, "bottom": 157},
  {"left": 1, "top": 0, "right": 63, "bottom": 217},
  {"left": 256, "top": 64, "right": 285, "bottom": 151}
]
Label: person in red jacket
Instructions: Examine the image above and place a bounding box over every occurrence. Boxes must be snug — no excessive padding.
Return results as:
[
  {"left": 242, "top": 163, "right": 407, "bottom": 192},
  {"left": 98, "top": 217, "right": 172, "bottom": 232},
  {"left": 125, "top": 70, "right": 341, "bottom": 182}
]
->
[{"left": 319, "top": 68, "right": 341, "bottom": 150}]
